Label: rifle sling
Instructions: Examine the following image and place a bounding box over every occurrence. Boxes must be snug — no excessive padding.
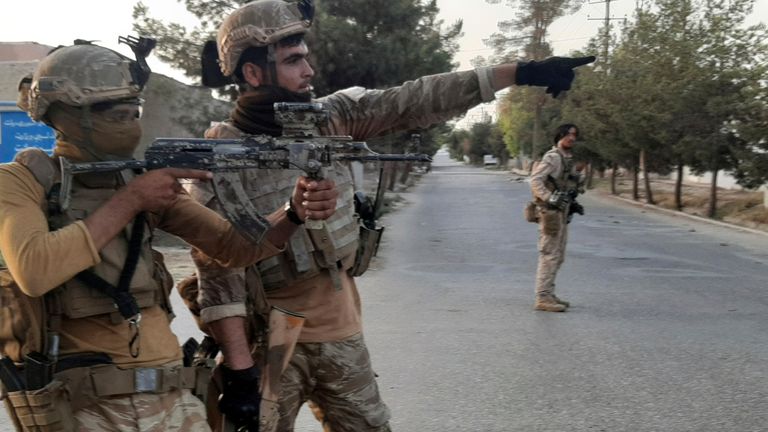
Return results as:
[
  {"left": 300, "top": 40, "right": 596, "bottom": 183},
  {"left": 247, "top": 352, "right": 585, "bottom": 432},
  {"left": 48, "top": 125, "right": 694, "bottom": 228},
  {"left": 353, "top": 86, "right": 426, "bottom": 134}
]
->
[{"left": 74, "top": 212, "right": 146, "bottom": 322}]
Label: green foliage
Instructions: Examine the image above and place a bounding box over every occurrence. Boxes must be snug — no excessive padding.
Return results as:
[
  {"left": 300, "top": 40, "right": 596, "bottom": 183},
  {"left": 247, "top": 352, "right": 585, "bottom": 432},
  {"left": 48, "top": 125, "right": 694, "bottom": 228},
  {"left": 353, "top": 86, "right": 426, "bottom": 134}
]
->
[
  {"left": 445, "top": 120, "right": 507, "bottom": 165},
  {"left": 483, "top": 0, "right": 583, "bottom": 62},
  {"left": 308, "top": 0, "right": 462, "bottom": 95},
  {"left": 497, "top": 90, "right": 531, "bottom": 157},
  {"left": 466, "top": 121, "right": 492, "bottom": 164},
  {"left": 559, "top": 0, "right": 767, "bottom": 194},
  {"left": 445, "top": 128, "right": 470, "bottom": 161},
  {"left": 482, "top": 0, "right": 586, "bottom": 159}
]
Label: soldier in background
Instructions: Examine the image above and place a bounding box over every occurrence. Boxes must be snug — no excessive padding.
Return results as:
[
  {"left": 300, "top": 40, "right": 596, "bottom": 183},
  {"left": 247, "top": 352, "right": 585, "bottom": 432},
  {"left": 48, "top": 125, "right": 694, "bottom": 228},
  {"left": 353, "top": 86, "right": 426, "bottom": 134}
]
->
[
  {"left": 529, "top": 124, "right": 585, "bottom": 312},
  {"left": 183, "top": 0, "right": 595, "bottom": 430},
  {"left": 0, "top": 38, "right": 337, "bottom": 431}
]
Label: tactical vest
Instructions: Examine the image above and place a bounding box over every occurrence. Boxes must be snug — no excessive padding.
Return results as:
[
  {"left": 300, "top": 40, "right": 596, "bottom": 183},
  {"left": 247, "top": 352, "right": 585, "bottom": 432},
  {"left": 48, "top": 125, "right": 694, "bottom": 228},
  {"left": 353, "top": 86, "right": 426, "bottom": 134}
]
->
[
  {"left": 0, "top": 148, "right": 173, "bottom": 363},
  {"left": 196, "top": 122, "right": 359, "bottom": 290},
  {"left": 537, "top": 148, "right": 577, "bottom": 204}
]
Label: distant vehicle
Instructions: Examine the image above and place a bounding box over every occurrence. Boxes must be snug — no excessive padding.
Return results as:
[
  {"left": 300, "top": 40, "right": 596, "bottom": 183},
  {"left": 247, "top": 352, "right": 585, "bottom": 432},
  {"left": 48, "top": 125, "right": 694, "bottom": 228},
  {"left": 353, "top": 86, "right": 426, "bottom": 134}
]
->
[{"left": 483, "top": 154, "right": 498, "bottom": 166}]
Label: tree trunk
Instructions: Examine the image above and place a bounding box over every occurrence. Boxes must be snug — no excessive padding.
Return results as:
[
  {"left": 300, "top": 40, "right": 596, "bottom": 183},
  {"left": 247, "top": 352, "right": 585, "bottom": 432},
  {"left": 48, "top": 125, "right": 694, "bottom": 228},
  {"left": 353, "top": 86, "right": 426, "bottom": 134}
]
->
[
  {"left": 586, "top": 163, "right": 595, "bottom": 189},
  {"left": 632, "top": 168, "right": 639, "bottom": 201},
  {"left": 398, "top": 162, "right": 412, "bottom": 186},
  {"left": 674, "top": 163, "right": 684, "bottom": 211},
  {"left": 643, "top": 171, "right": 655, "bottom": 204},
  {"left": 640, "top": 150, "right": 655, "bottom": 205},
  {"left": 385, "top": 162, "right": 397, "bottom": 192},
  {"left": 708, "top": 168, "right": 719, "bottom": 218},
  {"left": 610, "top": 163, "right": 618, "bottom": 195},
  {"left": 533, "top": 99, "right": 544, "bottom": 159}
]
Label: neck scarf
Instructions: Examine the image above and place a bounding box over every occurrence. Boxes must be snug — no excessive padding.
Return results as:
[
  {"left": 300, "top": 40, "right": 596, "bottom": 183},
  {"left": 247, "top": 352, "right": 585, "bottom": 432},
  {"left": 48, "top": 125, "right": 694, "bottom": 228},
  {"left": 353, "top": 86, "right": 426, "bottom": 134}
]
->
[
  {"left": 47, "top": 103, "right": 141, "bottom": 162},
  {"left": 231, "top": 85, "right": 312, "bottom": 136}
]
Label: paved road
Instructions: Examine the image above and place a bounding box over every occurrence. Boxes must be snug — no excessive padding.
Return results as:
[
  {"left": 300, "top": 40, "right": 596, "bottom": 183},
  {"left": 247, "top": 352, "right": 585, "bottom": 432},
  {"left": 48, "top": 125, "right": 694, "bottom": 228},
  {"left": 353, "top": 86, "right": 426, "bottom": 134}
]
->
[
  {"left": 3, "top": 150, "right": 767, "bottom": 431},
  {"left": 345, "top": 150, "right": 768, "bottom": 431}
]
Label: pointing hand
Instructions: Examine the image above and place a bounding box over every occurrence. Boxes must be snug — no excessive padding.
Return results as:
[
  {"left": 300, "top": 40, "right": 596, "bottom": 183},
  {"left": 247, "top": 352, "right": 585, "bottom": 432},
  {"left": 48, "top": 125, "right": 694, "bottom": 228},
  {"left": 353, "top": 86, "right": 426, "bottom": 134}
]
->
[{"left": 515, "top": 55, "right": 597, "bottom": 98}]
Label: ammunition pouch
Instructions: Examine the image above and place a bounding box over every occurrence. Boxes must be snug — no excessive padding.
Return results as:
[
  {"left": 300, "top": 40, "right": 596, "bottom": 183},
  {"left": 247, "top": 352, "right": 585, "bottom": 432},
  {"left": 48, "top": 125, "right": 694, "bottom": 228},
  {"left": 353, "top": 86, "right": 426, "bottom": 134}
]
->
[
  {"left": 4, "top": 380, "right": 74, "bottom": 432},
  {"left": 0, "top": 269, "right": 46, "bottom": 363},
  {"left": 349, "top": 225, "right": 384, "bottom": 277},
  {"left": 3, "top": 362, "right": 204, "bottom": 431},
  {"left": 524, "top": 201, "right": 539, "bottom": 223},
  {"left": 539, "top": 207, "right": 564, "bottom": 236}
]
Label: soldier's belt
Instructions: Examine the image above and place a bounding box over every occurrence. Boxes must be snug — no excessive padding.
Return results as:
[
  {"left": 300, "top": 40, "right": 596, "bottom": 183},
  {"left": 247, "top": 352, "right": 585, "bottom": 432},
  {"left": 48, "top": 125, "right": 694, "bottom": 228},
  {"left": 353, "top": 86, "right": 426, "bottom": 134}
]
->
[
  {"left": 58, "top": 364, "right": 198, "bottom": 397},
  {"left": 91, "top": 365, "right": 197, "bottom": 396}
]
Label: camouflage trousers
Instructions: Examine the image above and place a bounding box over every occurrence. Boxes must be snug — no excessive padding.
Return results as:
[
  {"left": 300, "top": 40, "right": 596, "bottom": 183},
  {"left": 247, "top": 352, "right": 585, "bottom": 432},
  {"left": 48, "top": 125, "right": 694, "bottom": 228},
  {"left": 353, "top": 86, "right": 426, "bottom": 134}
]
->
[
  {"left": 535, "top": 207, "right": 569, "bottom": 296},
  {"left": 278, "top": 332, "right": 391, "bottom": 432},
  {"left": 73, "top": 388, "right": 209, "bottom": 432}
]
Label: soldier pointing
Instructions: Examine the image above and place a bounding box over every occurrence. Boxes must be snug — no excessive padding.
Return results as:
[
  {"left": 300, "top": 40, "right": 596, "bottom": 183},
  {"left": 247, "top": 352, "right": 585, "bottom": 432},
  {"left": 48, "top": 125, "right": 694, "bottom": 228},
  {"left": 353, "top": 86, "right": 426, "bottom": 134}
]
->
[{"left": 180, "top": 1, "right": 595, "bottom": 431}]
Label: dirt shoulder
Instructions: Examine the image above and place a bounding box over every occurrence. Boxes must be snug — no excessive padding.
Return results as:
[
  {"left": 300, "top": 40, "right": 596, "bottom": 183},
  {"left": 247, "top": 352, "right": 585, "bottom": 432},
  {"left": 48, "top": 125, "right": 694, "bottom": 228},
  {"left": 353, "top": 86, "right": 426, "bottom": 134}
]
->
[
  {"left": 509, "top": 168, "right": 768, "bottom": 235},
  {"left": 592, "top": 177, "right": 768, "bottom": 235}
]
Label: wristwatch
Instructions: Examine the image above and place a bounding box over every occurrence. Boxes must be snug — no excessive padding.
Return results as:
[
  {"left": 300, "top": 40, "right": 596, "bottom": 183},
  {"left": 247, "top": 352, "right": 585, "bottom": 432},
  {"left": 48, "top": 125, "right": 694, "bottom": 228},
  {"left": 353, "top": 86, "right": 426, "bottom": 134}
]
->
[{"left": 284, "top": 200, "right": 304, "bottom": 225}]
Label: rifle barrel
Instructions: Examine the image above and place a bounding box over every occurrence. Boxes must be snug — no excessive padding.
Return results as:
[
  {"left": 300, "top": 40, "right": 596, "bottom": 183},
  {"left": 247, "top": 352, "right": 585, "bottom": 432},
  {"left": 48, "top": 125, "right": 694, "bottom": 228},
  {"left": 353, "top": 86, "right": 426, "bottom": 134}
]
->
[
  {"left": 338, "top": 154, "right": 432, "bottom": 162},
  {"left": 66, "top": 160, "right": 148, "bottom": 174}
]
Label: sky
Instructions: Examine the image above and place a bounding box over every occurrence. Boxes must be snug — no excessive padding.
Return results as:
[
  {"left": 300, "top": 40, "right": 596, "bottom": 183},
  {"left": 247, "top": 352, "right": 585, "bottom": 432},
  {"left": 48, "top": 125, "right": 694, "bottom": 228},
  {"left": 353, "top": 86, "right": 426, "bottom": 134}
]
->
[{"left": 2, "top": 0, "right": 767, "bottom": 127}]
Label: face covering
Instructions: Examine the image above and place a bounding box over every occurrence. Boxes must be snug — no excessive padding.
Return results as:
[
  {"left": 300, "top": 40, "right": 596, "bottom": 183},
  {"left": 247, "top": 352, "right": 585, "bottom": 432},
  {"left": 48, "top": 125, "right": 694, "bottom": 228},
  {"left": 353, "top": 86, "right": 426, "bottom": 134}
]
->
[
  {"left": 47, "top": 102, "right": 142, "bottom": 162},
  {"left": 230, "top": 85, "right": 312, "bottom": 136}
]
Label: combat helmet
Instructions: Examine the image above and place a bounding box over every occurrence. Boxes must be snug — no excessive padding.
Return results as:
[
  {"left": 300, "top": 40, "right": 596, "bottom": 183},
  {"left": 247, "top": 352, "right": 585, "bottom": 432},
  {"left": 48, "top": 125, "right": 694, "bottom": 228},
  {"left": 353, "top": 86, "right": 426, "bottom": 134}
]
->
[
  {"left": 23, "top": 36, "right": 155, "bottom": 123},
  {"left": 216, "top": 0, "right": 314, "bottom": 78}
]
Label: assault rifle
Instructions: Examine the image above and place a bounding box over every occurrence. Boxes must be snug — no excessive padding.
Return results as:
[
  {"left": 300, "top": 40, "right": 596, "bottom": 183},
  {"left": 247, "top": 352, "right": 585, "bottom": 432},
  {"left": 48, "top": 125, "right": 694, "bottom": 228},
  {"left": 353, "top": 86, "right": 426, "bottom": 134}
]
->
[
  {"left": 59, "top": 102, "right": 431, "bottom": 245},
  {"left": 546, "top": 172, "right": 585, "bottom": 224}
]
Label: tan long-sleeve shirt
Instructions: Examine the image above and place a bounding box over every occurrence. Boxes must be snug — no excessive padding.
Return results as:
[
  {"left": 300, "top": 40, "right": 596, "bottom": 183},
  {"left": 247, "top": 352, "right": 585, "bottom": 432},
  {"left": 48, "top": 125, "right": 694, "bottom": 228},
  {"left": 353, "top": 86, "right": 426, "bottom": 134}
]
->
[{"left": 0, "top": 162, "right": 281, "bottom": 366}]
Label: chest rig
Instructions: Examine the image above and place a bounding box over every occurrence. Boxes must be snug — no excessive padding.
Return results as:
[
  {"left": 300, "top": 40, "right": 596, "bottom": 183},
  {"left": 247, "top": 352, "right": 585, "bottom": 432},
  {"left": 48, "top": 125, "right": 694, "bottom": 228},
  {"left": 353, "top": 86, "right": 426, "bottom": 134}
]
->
[
  {"left": 0, "top": 148, "right": 173, "bottom": 361},
  {"left": 542, "top": 148, "right": 577, "bottom": 195},
  {"left": 203, "top": 122, "right": 359, "bottom": 290}
]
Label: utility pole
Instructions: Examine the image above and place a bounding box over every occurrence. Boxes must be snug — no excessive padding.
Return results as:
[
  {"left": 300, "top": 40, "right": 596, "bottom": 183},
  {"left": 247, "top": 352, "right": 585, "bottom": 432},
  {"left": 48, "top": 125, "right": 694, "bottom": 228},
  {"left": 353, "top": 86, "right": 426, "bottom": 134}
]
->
[
  {"left": 531, "top": 6, "right": 546, "bottom": 161},
  {"left": 587, "top": 0, "right": 626, "bottom": 68}
]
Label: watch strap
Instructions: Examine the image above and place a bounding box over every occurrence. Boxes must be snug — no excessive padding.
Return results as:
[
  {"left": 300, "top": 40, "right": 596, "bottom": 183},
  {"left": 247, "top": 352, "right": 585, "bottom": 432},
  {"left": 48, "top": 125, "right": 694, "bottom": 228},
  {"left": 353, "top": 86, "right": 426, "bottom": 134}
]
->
[{"left": 285, "top": 200, "right": 304, "bottom": 225}]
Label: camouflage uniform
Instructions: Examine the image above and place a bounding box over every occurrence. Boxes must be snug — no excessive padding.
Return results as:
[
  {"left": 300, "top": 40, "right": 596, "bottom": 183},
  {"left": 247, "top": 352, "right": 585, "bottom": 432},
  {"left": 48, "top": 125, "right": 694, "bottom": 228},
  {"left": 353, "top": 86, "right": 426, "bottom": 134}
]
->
[
  {"left": 72, "top": 388, "right": 209, "bottom": 432},
  {"left": 529, "top": 147, "right": 581, "bottom": 300},
  {"left": 187, "top": 68, "right": 498, "bottom": 430}
]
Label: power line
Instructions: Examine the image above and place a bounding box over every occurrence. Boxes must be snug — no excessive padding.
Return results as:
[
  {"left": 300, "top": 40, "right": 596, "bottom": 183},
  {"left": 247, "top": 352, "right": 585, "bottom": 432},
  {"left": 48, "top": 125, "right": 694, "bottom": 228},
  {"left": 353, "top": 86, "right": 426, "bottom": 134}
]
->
[{"left": 587, "top": 0, "right": 627, "bottom": 62}]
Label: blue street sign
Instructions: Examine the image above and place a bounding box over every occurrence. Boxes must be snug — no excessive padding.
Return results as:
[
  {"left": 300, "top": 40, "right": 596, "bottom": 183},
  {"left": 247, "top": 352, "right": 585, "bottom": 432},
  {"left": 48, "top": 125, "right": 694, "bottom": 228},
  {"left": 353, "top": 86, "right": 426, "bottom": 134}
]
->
[{"left": 0, "top": 102, "right": 55, "bottom": 163}]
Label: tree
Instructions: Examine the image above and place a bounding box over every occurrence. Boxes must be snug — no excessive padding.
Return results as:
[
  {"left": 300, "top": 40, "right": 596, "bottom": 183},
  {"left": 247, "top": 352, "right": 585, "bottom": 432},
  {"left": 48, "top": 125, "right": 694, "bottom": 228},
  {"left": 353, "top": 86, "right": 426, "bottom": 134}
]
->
[
  {"left": 466, "top": 121, "right": 495, "bottom": 165},
  {"left": 445, "top": 128, "right": 471, "bottom": 161},
  {"left": 483, "top": 0, "right": 585, "bottom": 160},
  {"left": 308, "top": 0, "right": 462, "bottom": 96},
  {"left": 563, "top": 0, "right": 767, "bottom": 216},
  {"left": 673, "top": 0, "right": 767, "bottom": 217},
  {"left": 497, "top": 89, "right": 533, "bottom": 169}
]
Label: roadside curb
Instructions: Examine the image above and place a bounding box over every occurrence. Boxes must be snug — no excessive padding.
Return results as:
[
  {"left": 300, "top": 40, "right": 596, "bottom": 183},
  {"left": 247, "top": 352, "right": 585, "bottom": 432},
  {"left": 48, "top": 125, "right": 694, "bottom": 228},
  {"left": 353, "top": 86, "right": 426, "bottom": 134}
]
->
[{"left": 596, "top": 191, "right": 768, "bottom": 238}]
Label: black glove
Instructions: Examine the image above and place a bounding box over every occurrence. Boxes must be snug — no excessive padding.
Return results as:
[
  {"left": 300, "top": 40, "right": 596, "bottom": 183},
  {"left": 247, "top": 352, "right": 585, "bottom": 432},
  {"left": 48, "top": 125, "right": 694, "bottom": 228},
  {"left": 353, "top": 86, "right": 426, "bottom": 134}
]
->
[
  {"left": 547, "top": 191, "right": 570, "bottom": 211},
  {"left": 515, "top": 56, "right": 596, "bottom": 98},
  {"left": 219, "top": 364, "right": 261, "bottom": 432},
  {"left": 570, "top": 200, "right": 585, "bottom": 216}
]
